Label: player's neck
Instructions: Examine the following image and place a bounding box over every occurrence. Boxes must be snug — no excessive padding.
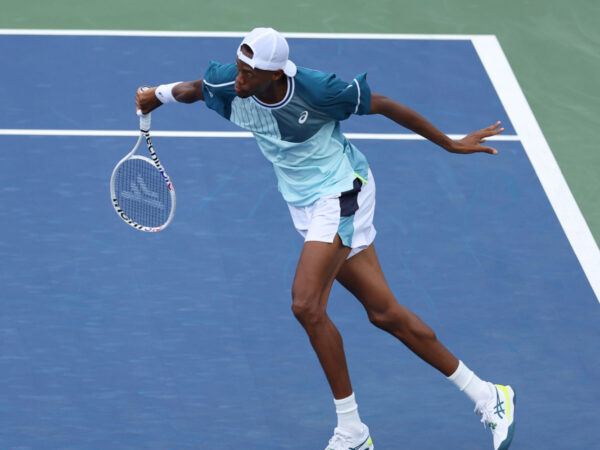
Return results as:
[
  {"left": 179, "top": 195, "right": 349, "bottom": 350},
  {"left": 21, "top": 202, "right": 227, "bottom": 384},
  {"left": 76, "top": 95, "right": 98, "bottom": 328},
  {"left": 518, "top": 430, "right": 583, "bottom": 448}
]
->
[{"left": 255, "top": 76, "right": 288, "bottom": 105}]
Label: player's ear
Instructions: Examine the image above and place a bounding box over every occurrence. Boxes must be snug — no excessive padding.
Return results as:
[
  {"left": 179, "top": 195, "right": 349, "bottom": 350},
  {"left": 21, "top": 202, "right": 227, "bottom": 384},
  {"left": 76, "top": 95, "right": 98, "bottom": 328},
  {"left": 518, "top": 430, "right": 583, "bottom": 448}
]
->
[{"left": 272, "top": 70, "right": 285, "bottom": 80}]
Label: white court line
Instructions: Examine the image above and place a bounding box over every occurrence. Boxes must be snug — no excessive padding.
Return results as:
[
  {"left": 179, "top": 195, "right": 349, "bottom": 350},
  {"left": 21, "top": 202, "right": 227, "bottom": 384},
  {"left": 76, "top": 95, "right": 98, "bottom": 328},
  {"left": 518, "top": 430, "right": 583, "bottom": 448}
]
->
[
  {"left": 0, "top": 129, "right": 519, "bottom": 140},
  {"left": 0, "top": 29, "right": 485, "bottom": 40},
  {"left": 473, "top": 35, "right": 600, "bottom": 304}
]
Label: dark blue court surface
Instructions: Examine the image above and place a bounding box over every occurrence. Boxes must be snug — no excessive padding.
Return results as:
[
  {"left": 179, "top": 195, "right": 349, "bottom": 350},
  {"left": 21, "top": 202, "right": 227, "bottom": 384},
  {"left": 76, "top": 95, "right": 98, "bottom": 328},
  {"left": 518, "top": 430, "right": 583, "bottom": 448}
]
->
[{"left": 1, "top": 35, "right": 599, "bottom": 449}]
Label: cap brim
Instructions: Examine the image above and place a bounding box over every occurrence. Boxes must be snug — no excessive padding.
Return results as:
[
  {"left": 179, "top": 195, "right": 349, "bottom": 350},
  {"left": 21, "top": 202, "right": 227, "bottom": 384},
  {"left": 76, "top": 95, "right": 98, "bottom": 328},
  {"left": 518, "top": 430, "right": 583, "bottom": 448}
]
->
[{"left": 283, "top": 60, "right": 297, "bottom": 77}]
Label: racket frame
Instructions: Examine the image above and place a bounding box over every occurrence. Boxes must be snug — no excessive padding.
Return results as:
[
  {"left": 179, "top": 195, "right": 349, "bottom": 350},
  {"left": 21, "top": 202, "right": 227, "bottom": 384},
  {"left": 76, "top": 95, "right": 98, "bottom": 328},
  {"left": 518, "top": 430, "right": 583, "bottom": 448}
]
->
[{"left": 110, "top": 113, "right": 176, "bottom": 232}]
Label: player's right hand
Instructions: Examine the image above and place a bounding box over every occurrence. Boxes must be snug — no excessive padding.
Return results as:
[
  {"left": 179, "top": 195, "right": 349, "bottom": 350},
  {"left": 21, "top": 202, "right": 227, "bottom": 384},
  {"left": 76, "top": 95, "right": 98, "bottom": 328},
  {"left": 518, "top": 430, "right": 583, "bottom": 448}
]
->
[{"left": 135, "top": 86, "right": 163, "bottom": 115}]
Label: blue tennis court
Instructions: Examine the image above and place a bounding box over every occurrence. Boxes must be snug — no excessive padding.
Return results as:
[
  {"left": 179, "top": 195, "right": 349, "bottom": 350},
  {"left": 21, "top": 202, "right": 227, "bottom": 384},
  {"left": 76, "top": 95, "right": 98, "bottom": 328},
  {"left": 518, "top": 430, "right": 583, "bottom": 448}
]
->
[{"left": 1, "top": 33, "right": 599, "bottom": 449}]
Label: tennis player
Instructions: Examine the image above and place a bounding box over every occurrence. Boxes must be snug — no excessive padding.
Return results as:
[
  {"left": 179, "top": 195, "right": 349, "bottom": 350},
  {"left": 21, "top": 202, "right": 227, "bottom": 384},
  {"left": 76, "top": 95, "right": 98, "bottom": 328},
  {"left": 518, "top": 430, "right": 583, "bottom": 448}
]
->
[{"left": 136, "top": 27, "right": 516, "bottom": 450}]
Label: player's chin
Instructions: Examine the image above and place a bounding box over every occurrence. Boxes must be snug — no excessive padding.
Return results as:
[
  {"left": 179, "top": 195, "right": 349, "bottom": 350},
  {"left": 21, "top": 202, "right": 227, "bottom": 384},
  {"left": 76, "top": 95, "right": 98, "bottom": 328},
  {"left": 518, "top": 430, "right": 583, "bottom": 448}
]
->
[
  {"left": 235, "top": 90, "right": 251, "bottom": 98},
  {"left": 234, "top": 84, "right": 250, "bottom": 98}
]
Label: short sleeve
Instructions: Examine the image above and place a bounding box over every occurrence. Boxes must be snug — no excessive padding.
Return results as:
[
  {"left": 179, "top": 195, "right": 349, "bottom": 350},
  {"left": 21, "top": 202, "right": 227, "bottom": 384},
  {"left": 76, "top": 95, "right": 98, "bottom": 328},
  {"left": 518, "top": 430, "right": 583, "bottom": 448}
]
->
[
  {"left": 202, "top": 61, "right": 238, "bottom": 120},
  {"left": 294, "top": 68, "right": 372, "bottom": 121}
]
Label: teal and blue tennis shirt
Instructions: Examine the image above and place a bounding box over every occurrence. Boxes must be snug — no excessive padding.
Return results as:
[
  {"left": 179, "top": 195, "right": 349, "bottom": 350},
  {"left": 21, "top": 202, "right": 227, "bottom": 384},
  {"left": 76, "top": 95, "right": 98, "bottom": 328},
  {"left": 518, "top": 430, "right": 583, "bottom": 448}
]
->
[{"left": 202, "top": 62, "right": 372, "bottom": 207}]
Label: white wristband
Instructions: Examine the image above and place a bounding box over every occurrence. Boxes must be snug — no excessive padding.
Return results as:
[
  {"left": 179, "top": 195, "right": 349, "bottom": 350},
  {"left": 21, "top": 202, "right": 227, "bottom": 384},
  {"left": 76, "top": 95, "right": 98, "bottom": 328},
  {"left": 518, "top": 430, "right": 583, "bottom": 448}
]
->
[{"left": 155, "top": 82, "right": 182, "bottom": 104}]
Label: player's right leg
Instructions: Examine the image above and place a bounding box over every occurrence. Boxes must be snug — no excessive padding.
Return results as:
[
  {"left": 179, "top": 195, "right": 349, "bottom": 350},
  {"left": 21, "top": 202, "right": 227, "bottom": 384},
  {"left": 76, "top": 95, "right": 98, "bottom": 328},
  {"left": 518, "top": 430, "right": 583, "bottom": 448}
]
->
[
  {"left": 291, "top": 235, "right": 375, "bottom": 450},
  {"left": 291, "top": 233, "right": 352, "bottom": 399}
]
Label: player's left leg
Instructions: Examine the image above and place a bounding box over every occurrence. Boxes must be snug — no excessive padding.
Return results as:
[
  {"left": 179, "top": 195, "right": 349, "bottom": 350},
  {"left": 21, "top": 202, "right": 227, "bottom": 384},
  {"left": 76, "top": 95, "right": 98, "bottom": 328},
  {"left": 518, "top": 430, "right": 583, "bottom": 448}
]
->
[
  {"left": 336, "top": 243, "right": 458, "bottom": 375},
  {"left": 336, "top": 244, "right": 516, "bottom": 449}
]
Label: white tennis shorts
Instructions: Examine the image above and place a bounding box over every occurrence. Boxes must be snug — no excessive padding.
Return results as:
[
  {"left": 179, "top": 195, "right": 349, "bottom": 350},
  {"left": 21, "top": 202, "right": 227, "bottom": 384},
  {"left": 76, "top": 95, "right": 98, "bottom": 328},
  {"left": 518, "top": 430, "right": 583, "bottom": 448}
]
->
[{"left": 288, "top": 169, "right": 377, "bottom": 259}]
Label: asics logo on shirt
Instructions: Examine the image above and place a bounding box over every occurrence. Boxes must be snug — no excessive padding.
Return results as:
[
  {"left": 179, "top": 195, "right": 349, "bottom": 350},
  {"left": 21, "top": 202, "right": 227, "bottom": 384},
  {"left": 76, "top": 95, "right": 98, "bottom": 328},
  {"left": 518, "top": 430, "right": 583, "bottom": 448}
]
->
[{"left": 298, "top": 110, "right": 309, "bottom": 124}]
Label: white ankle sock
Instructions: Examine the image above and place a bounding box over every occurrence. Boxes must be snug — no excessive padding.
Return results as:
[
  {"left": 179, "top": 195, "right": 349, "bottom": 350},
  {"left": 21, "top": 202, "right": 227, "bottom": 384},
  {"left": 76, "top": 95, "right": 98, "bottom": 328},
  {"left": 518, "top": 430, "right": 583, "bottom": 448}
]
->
[
  {"left": 334, "top": 392, "right": 363, "bottom": 434},
  {"left": 447, "top": 360, "right": 494, "bottom": 404}
]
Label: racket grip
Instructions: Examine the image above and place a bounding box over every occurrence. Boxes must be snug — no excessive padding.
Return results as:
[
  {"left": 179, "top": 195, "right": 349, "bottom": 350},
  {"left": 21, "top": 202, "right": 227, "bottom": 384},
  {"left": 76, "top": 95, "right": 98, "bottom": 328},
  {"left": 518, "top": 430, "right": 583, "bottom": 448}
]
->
[{"left": 138, "top": 110, "right": 151, "bottom": 131}]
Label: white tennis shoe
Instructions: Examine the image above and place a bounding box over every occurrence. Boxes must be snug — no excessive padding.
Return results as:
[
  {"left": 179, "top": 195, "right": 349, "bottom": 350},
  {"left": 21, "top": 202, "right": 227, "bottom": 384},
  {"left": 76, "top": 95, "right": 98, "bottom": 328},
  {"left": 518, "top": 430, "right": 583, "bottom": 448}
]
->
[
  {"left": 475, "top": 383, "right": 516, "bottom": 450},
  {"left": 324, "top": 425, "right": 374, "bottom": 450}
]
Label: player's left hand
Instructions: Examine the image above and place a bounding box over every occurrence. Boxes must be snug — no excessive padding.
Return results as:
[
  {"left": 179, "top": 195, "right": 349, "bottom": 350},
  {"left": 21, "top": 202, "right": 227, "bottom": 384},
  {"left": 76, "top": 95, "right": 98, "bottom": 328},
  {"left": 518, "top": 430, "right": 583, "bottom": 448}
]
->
[{"left": 447, "top": 121, "right": 504, "bottom": 155}]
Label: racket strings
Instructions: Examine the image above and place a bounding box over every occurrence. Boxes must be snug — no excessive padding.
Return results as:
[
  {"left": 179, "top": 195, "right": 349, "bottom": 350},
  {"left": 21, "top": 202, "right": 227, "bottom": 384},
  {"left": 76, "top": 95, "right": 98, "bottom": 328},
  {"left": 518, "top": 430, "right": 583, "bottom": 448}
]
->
[{"left": 113, "top": 158, "right": 172, "bottom": 227}]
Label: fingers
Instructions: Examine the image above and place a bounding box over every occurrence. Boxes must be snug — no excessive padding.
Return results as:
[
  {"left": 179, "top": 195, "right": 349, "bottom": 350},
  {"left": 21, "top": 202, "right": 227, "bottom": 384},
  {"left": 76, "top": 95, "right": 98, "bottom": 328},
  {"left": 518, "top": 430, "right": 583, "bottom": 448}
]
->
[
  {"left": 135, "top": 86, "right": 158, "bottom": 115},
  {"left": 449, "top": 141, "right": 498, "bottom": 156},
  {"left": 135, "top": 86, "right": 144, "bottom": 112},
  {"left": 453, "top": 121, "right": 504, "bottom": 155},
  {"left": 479, "top": 121, "right": 503, "bottom": 154},
  {"left": 487, "top": 122, "right": 503, "bottom": 154},
  {"left": 459, "top": 140, "right": 499, "bottom": 155},
  {"left": 463, "top": 121, "right": 504, "bottom": 144},
  {"left": 477, "top": 145, "right": 498, "bottom": 155},
  {"left": 482, "top": 121, "right": 504, "bottom": 137}
]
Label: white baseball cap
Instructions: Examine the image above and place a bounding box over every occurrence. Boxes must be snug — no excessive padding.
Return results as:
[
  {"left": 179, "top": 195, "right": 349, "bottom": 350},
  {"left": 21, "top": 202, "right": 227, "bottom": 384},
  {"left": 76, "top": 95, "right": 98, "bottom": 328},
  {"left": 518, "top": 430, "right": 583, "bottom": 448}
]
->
[{"left": 237, "top": 27, "right": 297, "bottom": 77}]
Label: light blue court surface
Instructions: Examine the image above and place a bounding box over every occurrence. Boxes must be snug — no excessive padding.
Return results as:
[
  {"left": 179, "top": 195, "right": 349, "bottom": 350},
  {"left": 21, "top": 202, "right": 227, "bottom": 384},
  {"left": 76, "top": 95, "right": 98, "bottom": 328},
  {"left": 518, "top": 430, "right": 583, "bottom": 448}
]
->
[{"left": 1, "top": 34, "right": 599, "bottom": 449}]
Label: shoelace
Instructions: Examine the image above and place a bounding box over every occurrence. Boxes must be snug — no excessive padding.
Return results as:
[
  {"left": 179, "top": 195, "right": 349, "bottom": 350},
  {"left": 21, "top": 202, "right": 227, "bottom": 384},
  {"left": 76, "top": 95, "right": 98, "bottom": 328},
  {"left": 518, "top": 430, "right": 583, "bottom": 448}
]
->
[
  {"left": 474, "top": 400, "right": 494, "bottom": 430},
  {"left": 327, "top": 427, "right": 355, "bottom": 447}
]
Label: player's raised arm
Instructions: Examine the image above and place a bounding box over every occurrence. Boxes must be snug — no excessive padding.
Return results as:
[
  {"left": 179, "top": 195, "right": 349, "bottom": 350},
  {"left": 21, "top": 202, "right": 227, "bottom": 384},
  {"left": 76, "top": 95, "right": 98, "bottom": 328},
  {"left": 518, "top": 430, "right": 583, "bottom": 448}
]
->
[
  {"left": 135, "top": 79, "right": 206, "bottom": 114},
  {"left": 369, "top": 92, "right": 503, "bottom": 155}
]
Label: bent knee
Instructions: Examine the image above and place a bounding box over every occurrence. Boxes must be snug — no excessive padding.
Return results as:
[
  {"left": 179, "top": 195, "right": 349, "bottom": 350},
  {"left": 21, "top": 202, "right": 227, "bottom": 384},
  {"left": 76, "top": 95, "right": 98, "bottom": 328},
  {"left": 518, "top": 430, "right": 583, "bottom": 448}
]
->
[
  {"left": 291, "top": 290, "right": 327, "bottom": 327},
  {"left": 368, "top": 309, "right": 398, "bottom": 331},
  {"left": 368, "top": 307, "right": 437, "bottom": 342}
]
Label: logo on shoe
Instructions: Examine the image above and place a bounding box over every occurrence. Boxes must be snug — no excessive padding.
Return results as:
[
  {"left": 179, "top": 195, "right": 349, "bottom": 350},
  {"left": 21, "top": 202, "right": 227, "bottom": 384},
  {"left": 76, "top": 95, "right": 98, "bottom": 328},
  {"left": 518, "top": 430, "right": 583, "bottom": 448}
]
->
[
  {"left": 349, "top": 436, "right": 371, "bottom": 450},
  {"left": 493, "top": 388, "right": 506, "bottom": 419}
]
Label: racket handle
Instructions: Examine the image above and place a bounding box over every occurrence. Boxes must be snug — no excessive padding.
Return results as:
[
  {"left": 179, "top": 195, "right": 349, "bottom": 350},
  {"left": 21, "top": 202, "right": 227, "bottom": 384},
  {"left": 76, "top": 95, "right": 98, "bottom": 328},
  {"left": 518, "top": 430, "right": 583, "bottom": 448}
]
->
[{"left": 137, "top": 110, "right": 151, "bottom": 131}]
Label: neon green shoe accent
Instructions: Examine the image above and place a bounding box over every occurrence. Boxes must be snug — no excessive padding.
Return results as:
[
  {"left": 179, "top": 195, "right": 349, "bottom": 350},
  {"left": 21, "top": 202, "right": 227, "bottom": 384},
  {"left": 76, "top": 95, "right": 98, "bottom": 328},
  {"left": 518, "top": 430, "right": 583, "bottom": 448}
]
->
[{"left": 495, "top": 384, "right": 512, "bottom": 420}]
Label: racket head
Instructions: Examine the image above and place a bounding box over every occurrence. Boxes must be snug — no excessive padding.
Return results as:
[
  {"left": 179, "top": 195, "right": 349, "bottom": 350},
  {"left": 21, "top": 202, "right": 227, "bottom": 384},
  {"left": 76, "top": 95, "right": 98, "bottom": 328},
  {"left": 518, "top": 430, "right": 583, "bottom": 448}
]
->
[{"left": 110, "top": 155, "right": 176, "bottom": 232}]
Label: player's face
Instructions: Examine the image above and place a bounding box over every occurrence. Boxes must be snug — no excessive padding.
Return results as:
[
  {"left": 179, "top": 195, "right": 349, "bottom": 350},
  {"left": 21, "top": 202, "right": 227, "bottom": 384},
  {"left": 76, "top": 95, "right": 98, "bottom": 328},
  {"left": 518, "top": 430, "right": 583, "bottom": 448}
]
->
[{"left": 234, "top": 59, "right": 277, "bottom": 98}]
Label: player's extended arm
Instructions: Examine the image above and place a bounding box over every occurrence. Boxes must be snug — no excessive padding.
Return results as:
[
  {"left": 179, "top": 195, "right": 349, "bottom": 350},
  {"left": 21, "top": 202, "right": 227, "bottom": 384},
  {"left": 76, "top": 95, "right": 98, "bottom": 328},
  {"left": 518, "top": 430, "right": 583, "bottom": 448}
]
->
[
  {"left": 369, "top": 92, "right": 503, "bottom": 155},
  {"left": 136, "top": 80, "right": 205, "bottom": 114}
]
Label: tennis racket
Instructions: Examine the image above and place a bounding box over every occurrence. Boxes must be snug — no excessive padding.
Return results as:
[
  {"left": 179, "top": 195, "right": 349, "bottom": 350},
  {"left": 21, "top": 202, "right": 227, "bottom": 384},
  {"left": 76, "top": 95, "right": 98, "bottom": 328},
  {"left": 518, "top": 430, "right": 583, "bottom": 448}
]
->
[{"left": 110, "top": 109, "right": 176, "bottom": 232}]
